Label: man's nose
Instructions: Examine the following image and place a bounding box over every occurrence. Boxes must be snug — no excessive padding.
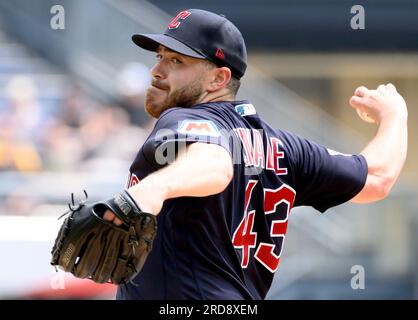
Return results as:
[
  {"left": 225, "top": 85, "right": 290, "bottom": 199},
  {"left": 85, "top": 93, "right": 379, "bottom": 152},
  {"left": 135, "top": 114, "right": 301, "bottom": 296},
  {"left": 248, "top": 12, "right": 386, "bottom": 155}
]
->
[{"left": 151, "top": 61, "right": 165, "bottom": 80}]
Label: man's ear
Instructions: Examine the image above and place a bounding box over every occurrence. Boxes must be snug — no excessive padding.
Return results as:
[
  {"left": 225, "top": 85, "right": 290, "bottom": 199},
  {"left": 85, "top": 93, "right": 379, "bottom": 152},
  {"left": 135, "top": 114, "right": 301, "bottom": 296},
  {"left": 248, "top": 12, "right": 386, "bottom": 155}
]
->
[{"left": 207, "top": 67, "right": 232, "bottom": 92}]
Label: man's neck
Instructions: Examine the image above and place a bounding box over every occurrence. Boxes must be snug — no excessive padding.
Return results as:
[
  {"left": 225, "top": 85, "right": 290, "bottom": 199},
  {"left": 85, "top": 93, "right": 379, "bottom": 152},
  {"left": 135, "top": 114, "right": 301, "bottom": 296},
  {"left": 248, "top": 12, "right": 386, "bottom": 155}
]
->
[{"left": 198, "top": 88, "right": 235, "bottom": 104}]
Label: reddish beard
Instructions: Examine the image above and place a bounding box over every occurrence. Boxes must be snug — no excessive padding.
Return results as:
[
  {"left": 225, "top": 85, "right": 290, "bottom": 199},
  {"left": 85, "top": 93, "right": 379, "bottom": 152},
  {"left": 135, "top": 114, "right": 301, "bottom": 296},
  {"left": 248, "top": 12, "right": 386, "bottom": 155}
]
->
[{"left": 144, "top": 78, "right": 204, "bottom": 118}]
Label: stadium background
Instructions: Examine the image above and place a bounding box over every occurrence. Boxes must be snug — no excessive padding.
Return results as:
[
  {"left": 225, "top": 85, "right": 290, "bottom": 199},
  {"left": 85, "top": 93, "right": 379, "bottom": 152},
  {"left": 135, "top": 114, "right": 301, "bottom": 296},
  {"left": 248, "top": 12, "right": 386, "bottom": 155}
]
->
[{"left": 0, "top": 0, "right": 417, "bottom": 299}]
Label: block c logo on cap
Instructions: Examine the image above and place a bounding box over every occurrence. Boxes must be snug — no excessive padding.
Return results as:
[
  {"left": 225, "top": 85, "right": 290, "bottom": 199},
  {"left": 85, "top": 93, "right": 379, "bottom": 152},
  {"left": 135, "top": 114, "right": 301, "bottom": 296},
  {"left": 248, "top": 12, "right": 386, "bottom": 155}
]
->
[{"left": 168, "top": 10, "right": 191, "bottom": 29}]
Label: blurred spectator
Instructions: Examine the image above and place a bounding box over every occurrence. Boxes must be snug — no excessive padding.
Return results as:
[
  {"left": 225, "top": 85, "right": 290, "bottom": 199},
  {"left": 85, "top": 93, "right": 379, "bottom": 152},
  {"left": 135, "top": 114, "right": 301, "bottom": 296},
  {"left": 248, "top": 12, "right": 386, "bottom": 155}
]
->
[
  {"left": 41, "top": 119, "right": 84, "bottom": 170},
  {"left": 115, "top": 62, "right": 151, "bottom": 127},
  {"left": 79, "top": 103, "right": 150, "bottom": 173},
  {"left": 57, "top": 84, "right": 92, "bottom": 128},
  {"left": 0, "top": 65, "right": 155, "bottom": 174},
  {"left": 0, "top": 64, "right": 155, "bottom": 217},
  {"left": 0, "top": 75, "right": 44, "bottom": 171},
  {"left": 41, "top": 86, "right": 91, "bottom": 171}
]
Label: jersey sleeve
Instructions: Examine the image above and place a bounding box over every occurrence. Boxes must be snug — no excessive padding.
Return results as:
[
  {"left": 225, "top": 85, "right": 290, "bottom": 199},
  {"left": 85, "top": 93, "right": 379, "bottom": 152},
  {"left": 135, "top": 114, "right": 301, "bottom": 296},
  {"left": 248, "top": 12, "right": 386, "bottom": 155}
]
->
[
  {"left": 280, "top": 130, "right": 368, "bottom": 213},
  {"left": 142, "top": 107, "right": 233, "bottom": 169}
]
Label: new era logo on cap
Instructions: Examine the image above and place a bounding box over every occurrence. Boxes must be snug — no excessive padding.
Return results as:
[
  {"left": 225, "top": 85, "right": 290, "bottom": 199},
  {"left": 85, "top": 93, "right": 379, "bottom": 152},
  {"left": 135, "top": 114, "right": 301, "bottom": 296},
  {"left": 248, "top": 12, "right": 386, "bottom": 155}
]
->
[{"left": 215, "top": 48, "right": 225, "bottom": 59}]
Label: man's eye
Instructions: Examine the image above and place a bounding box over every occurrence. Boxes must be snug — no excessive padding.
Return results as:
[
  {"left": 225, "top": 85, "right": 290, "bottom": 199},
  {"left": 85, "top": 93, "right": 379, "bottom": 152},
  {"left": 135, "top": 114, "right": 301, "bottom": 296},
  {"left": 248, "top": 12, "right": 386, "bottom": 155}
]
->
[
  {"left": 172, "top": 58, "right": 181, "bottom": 64},
  {"left": 156, "top": 54, "right": 162, "bottom": 60}
]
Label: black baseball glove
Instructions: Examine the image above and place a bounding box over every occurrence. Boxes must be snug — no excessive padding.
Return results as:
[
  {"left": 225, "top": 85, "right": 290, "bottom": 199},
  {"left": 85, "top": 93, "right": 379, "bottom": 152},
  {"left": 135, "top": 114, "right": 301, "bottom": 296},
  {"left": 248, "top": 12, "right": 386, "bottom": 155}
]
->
[{"left": 50, "top": 190, "right": 157, "bottom": 285}]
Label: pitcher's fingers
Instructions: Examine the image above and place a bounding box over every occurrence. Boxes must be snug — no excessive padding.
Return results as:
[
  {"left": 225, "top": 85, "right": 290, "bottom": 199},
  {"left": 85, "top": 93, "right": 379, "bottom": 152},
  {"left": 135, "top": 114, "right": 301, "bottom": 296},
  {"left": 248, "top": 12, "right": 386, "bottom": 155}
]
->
[
  {"left": 354, "top": 86, "right": 368, "bottom": 97},
  {"left": 386, "top": 83, "right": 397, "bottom": 92},
  {"left": 103, "top": 211, "right": 116, "bottom": 221},
  {"left": 377, "top": 84, "right": 386, "bottom": 92},
  {"left": 113, "top": 217, "right": 123, "bottom": 226},
  {"left": 349, "top": 95, "right": 365, "bottom": 108}
]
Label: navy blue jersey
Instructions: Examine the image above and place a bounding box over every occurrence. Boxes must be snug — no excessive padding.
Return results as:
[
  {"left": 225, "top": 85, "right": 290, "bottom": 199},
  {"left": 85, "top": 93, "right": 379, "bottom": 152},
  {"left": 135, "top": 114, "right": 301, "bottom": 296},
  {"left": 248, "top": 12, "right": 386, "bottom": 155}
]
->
[{"left": 117, "top": 100, "right": 368, "bottom": 300}]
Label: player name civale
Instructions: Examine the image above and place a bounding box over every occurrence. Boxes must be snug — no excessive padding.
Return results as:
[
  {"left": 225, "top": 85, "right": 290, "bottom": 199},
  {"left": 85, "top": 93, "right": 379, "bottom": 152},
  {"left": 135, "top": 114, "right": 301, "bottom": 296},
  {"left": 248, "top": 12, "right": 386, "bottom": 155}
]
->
[
  {"left": 234, "top": 128, "right": 288, "bottom": 175},
  {"left": 125, "top": 126, "right": 290, "bottom": 189}
]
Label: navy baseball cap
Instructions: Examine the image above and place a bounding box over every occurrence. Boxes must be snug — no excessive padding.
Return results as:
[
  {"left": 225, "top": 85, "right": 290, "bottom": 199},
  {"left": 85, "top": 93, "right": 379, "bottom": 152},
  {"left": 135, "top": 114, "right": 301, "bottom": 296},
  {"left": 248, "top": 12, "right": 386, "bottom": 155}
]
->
[{"left": 132, "top": 9, "right": 247, "bottom": 79}]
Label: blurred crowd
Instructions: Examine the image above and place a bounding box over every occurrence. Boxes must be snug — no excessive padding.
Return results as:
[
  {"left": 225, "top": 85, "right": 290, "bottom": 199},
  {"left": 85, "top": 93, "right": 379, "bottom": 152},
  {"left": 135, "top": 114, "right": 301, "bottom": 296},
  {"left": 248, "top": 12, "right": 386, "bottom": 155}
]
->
[
  {"left": 0, "top": 62, "right": 153, "bottom": 173},
  {"left": 0, "top": 62, "right": 155, "bottom": 216}
]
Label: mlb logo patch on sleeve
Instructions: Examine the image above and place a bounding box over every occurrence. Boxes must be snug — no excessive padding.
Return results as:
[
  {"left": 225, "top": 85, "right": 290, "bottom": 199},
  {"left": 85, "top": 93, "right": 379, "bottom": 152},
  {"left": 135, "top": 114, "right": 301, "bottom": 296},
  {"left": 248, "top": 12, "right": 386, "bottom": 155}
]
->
[
  {"left": 178, "top": 120, "right": 221, "bottom": 137},
  {"left": 235, "top": 103, "right": 256, "bottom": 116}
]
